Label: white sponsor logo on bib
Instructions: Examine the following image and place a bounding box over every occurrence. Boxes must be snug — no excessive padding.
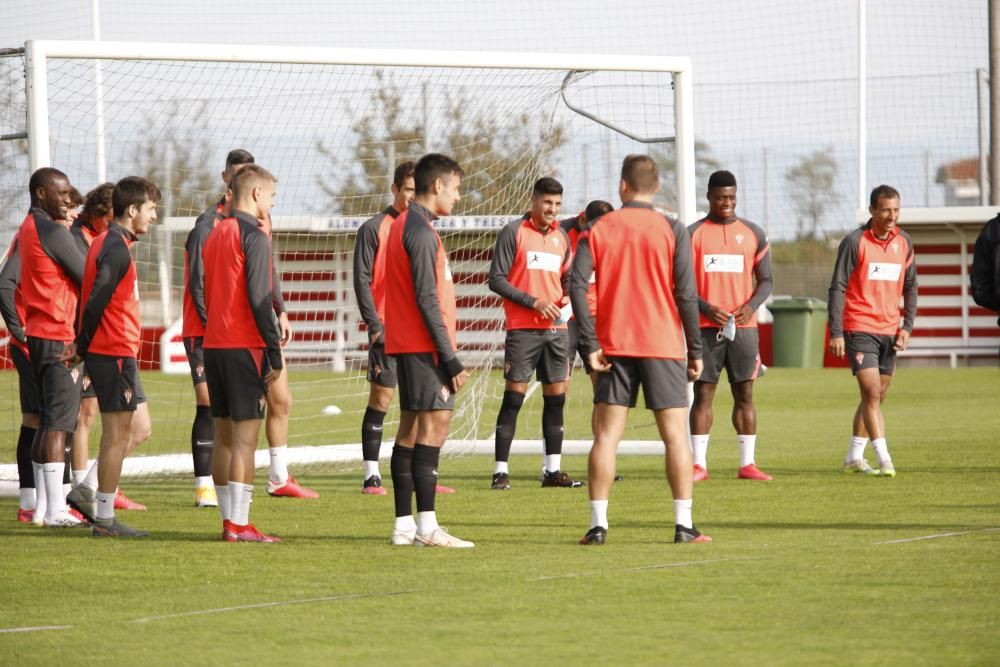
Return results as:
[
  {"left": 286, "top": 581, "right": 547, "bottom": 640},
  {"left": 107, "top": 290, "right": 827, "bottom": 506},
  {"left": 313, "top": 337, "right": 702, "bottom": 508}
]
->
[
  {"left": 703, "top": 254, "right": 744, "bottom": 273},
  {"left": 525, "top": 251, "right": 562, "bottom": 273},
  {"left": 867, "top": 262, "right": 901, "bottom": 281}
]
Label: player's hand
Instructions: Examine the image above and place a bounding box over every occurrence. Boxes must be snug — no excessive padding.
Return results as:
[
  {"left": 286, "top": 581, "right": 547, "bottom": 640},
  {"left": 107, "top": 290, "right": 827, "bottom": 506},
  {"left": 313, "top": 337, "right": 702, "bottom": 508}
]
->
[
  {"left": 733, "top": 304, "right": 755, "bottom": 325},
  {"left": 894, "top": 329, "right": 910, "bottom": 351},
  {"left": 533, "top": 298, "right": 562, "bottom": 321},
  {"left": 450, "top": 369, "right": 469, "bottom": 393},
  {"left": 829, "top": 336, "right": 845, "bottom": 358},
  {"left": 368, "top": 328, "right": 383, "bottom": 345},
  {"left": 278, "top": 312, "right": 293, "bottom": 347},
  {"left": 59, "top": 342, "right": 82, "bottom": 366},
  {"left": 706, "top": 304, "right": 730, "bottom": 326},
  {"left": 263, "top": 367, "right": 282, "bottom": 386},
  {"left": 687, "top": 358, "right": 703, "bottom": 382},
  {"left": 588, "top": 349, "right": 612, "bottom": 373}
]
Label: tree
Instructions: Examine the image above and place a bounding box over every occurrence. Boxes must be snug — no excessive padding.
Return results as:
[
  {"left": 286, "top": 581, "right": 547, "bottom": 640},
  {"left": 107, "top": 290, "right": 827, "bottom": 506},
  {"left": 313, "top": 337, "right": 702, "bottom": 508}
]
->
[
  {"left": 650, "top": 139, "right": 720, "bottom": 215},
  {"left": 785, "top": 148, "right": 840, "bottom": 240}
]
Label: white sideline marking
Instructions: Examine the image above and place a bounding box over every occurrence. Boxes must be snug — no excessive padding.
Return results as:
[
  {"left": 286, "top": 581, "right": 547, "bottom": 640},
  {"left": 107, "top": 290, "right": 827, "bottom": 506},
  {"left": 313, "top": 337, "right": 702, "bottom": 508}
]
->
[
  {"left": 533, "top": 556, "right": 757, "bottom": 581},
  {"left": 523, "top": 380, "right": 541, "bottom": 400},
  {"left": 874, "top": 527, "right": 1000, "bottom": 545},
  {"left": 130, "top": 590, "right": 414, "bottom": 623},
  {"left": 0, "top": 625, "right": 73, "bottom": 634}
]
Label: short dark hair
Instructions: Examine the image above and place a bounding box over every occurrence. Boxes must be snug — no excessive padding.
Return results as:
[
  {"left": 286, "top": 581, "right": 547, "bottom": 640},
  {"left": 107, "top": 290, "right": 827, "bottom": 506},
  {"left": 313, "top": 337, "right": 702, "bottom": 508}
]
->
[
  {"left": 225, "top": 149, "right": 255, "bottom": 170},
  {"left": 621, "top": 154, "right": 659, "bottom": 193},
  {"left": 869, "top": 184, "right": 900, "bottom": 208},
  {"left": 81, "top": 182, "right": 115, "bottom": 221},
  {"left": 28, "top": 167, "right": 69, "bottom": 203},
  {"left": 113, "top": 177, "right": 162, "bottom": 218},
  {"left": 707, "top": 170, "right": 737, "bottom": 190},
  {"left": 532, "top": 177, "right": 563, "bottom": 197},
  {"left": 414, "top": 153, "right": 464, "bottom": 195},
  {"left": 230, "top": 163, "right": 277, "bottom": 200},
  {"left": 584, "top": 200, "right": 613, "bottom": 223},
  {"left": 393, "top": 161, "right": 416, "bottom": 188}
]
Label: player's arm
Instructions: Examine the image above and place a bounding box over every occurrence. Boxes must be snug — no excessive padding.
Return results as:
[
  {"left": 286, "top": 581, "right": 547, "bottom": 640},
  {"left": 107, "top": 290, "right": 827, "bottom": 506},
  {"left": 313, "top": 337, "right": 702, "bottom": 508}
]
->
[
  {"left": 352, "top": 216, "right": 383, "bottom": 338},
  {"left": 0, "top": 242, "right": 24, "bottom": 342},
  {"left": 558, "top": 228, "right": 573, "bottom": 304},
  {"left": 243, "top": 229, "right": 284, "bottom": 372},
  {"left": 671, "top": 219, "right": 703, "bottom": 367},
  {"left": 40, "top": 221, "right": 85, "bottom": 286},
  {"left": 186, "top": 222, "right": 210, "bottom": 326},
  {"left": 991, "top": 224, "right": 1000, "bottom": 304},
  {"left": 487, "top": 221, "right": 537, "bottom": 309},
  {"left": 405, "top": 223, "right": 464, "bottom": 380},
  {"left": 569, "top": 234, "right": 605, "bottom": 369},
  {"left": 736, "top": 223, "right": 774, "bottom": 324},
  {"left": 895, "top": 234, "right": 919, "bottom": 351},
  {"left": 270, "top": 254, "right": 287, "bottom": 316},
  {"left": 74, "top": 238, "right": 129, "bottom": 359},
  {"left": 827, "top": 232, "right": 859, "bottom": 357}
]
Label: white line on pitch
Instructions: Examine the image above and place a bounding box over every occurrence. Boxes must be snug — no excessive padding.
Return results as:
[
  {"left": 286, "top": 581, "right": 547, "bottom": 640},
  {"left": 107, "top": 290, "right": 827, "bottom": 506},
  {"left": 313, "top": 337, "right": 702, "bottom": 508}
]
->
[
  {"left": 873, "top": 527, "right": 1000, "bottom": 545},
  {"left": 130, "top": 590, "right": 415, "bottom": 624},
  {"left": 0, "top": 625, "right": 73, "bottom": 634},
  {"left": 524, "top": 380, "right": 541, "bottom": 400},
  {"left": 533, "top": 556, "right": 757, "bottom": 581}
]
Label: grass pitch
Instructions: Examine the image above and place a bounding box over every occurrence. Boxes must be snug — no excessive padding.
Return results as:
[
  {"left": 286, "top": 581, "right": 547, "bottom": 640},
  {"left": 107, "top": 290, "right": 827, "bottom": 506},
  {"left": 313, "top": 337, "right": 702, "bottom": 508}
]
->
[{"left": 0, "top": 367, "right": 998, "bottom": 665}]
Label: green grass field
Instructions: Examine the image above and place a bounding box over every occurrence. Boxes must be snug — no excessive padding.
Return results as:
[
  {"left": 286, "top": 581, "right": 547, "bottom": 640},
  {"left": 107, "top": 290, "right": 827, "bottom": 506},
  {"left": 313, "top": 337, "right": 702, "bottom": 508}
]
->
[{"left": 1, "top": 367, "right": 998, "bottom": 665}]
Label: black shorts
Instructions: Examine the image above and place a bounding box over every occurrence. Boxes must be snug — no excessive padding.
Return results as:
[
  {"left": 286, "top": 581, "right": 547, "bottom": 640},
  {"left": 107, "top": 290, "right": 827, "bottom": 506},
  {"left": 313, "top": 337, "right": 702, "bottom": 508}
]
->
[
  {"left": 204, "top": 348, "right": 270, "bottom": 421},
  {"left": 27, "top": 336, "right": 82, "bottom": 432},
  {"left": 79, "top": 362, "right": 96, "bottom": 399},
  {"left": 698, "top": 327, "right": 762, "bottom": 384},
  {"left": 367, "top": 341, "right": 397, "bottom": 388},
  {"left": 183, "top": 336, "right": 207, "bottom": 386},
  {"left": 85, "top": 354, "right": 146, "bottom": 413},
  {"left": 594, "top": 356, "right": 689, "bottom": 410},
  {"left": 503, "top": 328, "right": 569, "bottom": 384},
  {"left": 566, "top": 319, "right": 594, "bottom": 374},
  {"left": 10, "top": 344, "right": 40, "bottom": 415},
  {"left": 394, "top": 352, "right": 455, "bottom": 412},
  {"left": 845, "top": 331, "right": 897, "bottom": 376}
]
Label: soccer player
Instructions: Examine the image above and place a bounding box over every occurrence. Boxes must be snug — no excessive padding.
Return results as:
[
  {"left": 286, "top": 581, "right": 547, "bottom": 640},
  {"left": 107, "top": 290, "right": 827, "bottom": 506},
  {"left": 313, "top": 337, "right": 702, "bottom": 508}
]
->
[
  {"left": 487, "top": 177, "right": 582, "bottom": 490},
  {"left": 17, "top": 167, "right": 86, "bottom": 527},
  {"left": 62, "top": 177, "right": 160, "bottom": 537},
  {"left": 828, "top": 185, "right": 916, "bottom": 477},
  {"left": 202, "top": 164, "right": 284, "bottom": 542},
  {"left": 353, "top": 161, "right": 415, "bottom": 494},
  {"left": 571, "top": 154, "right": 710, "bottom": 545},
  {"left": 562, "top": 200, "right": 613, "bottom": 390},
  {"left": 384, "top": 153, "right": 473, "bottom": 548},
  {"left": 688, "top": 170, "right": 774, "bottom": 482},
  {"left": 0, "top": 232, "right": 40, "bottom": 522}
]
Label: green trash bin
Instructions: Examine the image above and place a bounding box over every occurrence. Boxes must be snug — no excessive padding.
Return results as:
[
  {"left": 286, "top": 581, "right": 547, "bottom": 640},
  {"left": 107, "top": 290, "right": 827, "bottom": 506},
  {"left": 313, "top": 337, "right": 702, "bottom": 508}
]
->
[{"left": 767, "top": 298, "right": 828, "bottom": 368}]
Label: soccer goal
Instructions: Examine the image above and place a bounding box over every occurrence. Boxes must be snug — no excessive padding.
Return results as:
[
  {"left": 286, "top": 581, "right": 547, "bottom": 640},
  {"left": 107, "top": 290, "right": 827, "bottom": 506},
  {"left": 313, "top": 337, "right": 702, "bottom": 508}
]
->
[{"left": 1, "top": 40, "right": 695, "bottom": 479}]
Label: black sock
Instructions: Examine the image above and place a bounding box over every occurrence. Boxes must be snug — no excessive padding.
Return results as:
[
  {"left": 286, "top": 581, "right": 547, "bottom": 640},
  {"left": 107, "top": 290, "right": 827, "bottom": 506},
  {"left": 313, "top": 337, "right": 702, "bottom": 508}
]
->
[
  {"left": 542, "top": 394, "right": 566, "bottom": 457},
  {"left": 192, "top": 405, "right": 214, "bottom": 478},
  {"left": 412, "top": 444, "right": 441, "bottom": 514},
  {"left": 17, "top": 426, "right": 36, "bottom": 488},
  {"left": 390, "top": 444, "right": 414, "bottom": 517},
  {"left": 63, "top": 437, "right": 72, "bottom": 484},
  {"left": 494, "top": 390, "right": 525, "bottom": 463},
  {"left": 361, "top": 407, "right": 387, "bottom": 465}
]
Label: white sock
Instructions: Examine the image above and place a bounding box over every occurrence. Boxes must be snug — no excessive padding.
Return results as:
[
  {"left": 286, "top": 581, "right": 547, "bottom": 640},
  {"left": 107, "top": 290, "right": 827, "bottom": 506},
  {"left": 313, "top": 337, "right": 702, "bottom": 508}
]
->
[
  {"left": 872, "top": 437, "right": 891, "bottom": 465},
  {"left": 493, "top": 460, "right": 509, "bottom": 475},
  {"left": 195, "top": 475, "right": 213, "bottom": 490},
  {"left": 96, "top": 491, "right": 115, "bottom": 521},
  {"left": 847, "top": 435, "right": 868, "bottom": 462},
  {"left": 19, "top": 487, "right": 36, "bottom": 511},
  {"left": 737, "top": 434, "right": 757, "bottom": 468},
  {"left": 590, "top": 499, "right": 609, "bottom": 529},
  {"left": 229, "top": 481, "right": 253, "bottom": 526},
  {"left": 71, "top": 469, "right": 87, "bottom": 487},
  {"left": 417, "top": 510, "right": 439, "bottom": 535},
  {"left": 544, "top": 454, "right": 562, "bottom": 473},
  {"left": 32, "top": 464, "right": 46, "bottom": 523},
  {"left": 394, "top": 515, "right": 416, "bottom": 533},
  {"left": 690, "top": 434, "right": 709, "bottom": 468},
  {"left": 363, "top": 460, "right": 380, "bottom": 479},
  {"left": 42, "top": 462, "right": 66, "bottom": 520},
  {"left": 215, "top": 484, "right": 231, "bottom": 522},
  {"left": 81, "top": 461, "right": 99, "bottom": 491},
  {"left": 674, "top": 498, "right": 693, "bottom": 529},
  {"left": 268, "top": 445, "right": 289, "bottom": 485}
]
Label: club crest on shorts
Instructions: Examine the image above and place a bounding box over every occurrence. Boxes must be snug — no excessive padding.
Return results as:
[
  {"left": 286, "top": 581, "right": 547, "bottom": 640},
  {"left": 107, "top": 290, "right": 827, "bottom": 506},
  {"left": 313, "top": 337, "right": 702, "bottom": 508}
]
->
[
  {"left": 195, "top": 364, "right": 204, "bottom": 379},
  {"left": 504, "top": 361, "right": 512, "bottom": 374},
  {"left": 258, "top": 395, "right": 266, "bottom": 413},
  {"left": 440, "top": 385, "right": 451, "bottom": 401},
  {"left": 855, "top": 351, "right": 865, "bottom": 366},
  {"left": 373, "top": 362, "right": 382, "bottom": 377},
  {"left": 70, "top": 367, "right": 80, "bottom": 384},
  {"left": 123, "top": 388, "right": 133, "bottom": 404},
  {"left": 82, "top": 376, "right": 91, "bottom": 391}
]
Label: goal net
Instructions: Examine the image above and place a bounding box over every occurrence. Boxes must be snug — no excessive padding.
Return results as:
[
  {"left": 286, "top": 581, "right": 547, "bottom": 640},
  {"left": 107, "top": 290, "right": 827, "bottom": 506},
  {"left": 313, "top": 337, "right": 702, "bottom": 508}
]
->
[{"left": 0, "top": 41, "right": 694, "bottom": 480}]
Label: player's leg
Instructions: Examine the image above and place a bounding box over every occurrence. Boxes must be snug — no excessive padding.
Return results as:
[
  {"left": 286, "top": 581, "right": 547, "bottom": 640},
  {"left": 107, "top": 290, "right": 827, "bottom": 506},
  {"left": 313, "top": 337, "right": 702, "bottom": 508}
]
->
[
  {"left": 728, "top": 328, "right": 770, "bottom": 480},
  {"left": 212, "top": 417, "right": 233, "bottom": 528},
  {"left": 265, "top": 360, "right": 319, "bottom": 499},
  {"left": 91, "top": 404, "right": 147, "bottom": 538},
  {"left": 185, "top": 337, "right": 217, "bottom": 507},
  {"left": 71, "top": 393, "right": 97, "bottom": 487},
  {"left": 11, "top": 346, "right": 40, "bottom": 523},
  {"left": 689, "top": 329, "right": 723, "bottom": 481},
  {"left": 491, "top": 330, "right": 536, "bottom": 488},
  {"left": 361, "top": 342, "right": 396, "bottom": 494},
  {"left": 538, "top": 330, "right": 582, "bottom": 487},
  {"left": 389, "top": 409, "right": 418, "bottom": 544},
  {"left": 843, "top": 333, "right": 882, "bottom": 474}
]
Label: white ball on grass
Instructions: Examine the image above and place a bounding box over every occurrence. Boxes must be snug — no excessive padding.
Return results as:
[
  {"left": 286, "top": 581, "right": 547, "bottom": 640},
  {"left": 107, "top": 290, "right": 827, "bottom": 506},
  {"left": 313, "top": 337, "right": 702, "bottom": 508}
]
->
[{"left": 322, "top": 405, "right": 342, "bottom": 415}]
